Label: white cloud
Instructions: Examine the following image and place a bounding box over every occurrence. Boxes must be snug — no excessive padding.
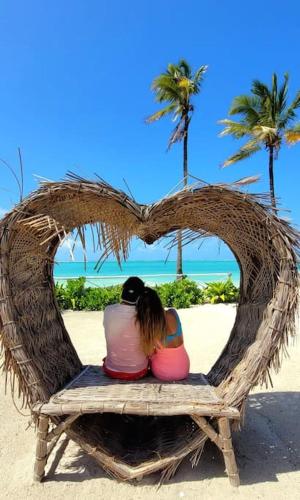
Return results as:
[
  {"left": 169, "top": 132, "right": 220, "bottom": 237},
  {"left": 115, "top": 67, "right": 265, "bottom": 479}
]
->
[
  {"left": 0, "top": 207, "right": 8, "bottom": 218},
  {"left": 57, "top": 236, "right": 85, "bottom": 261}
]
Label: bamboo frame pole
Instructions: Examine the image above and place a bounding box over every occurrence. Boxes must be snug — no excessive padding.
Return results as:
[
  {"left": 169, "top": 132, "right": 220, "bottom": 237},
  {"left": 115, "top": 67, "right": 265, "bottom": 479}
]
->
[
  {"left": 192, "top": 415, "right": 223, "bottom": 448},
  {"left": 218, "top": 417, "right": 240, "bottom": 487},
  {"left": 45, "top": 414, "right": 80, "bottom": 442},
  {"left": 34, "top": 415, "right": 49, "bottom": 482}
]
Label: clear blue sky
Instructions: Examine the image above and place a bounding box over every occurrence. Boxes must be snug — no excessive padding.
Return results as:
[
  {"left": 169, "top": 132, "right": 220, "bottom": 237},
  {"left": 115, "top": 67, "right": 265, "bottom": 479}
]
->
[{"left": 0, "top": 0, "right": 299, "bottom": 261}]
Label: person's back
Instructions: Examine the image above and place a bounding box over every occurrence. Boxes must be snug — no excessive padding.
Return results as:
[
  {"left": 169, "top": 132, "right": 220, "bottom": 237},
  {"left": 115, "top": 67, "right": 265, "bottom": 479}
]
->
[
  {"left": 135, "top": 288, "right": 190, "bottom": 382},
  {"left": 102, "top": 276, "right": 149, "bottom": 380},
  {"left": 103, "top": 303, "right": 148, "bottom": 376}
]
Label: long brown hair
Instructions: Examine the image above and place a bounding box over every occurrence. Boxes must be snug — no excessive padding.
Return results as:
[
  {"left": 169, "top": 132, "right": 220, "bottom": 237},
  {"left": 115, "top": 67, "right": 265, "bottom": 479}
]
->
[{"left": 135, "top": 287, "right": 167, "bottom": 356}]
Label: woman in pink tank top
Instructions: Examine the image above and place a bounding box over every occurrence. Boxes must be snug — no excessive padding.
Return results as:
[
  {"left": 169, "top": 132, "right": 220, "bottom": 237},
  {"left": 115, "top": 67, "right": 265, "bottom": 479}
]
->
[{"left": 135, "top": 289, "right": 190, "bottom": 381}]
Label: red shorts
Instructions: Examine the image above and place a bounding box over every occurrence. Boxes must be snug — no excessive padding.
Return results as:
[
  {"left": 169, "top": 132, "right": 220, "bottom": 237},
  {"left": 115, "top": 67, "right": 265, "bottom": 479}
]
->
[{"left": 102, "top": 359, "right": 149, "bottom": 381}]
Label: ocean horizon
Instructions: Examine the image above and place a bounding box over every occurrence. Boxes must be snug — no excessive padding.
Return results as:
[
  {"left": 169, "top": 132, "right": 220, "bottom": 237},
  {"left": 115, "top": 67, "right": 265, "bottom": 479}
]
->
[{"left": 54, "top": 260, "right": 241, "bottom": 287}]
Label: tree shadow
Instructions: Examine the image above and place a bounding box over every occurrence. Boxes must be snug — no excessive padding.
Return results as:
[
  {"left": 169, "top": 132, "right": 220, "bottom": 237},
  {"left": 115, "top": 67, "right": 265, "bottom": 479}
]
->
[
  {"left": 45, "top": 436, "right": 108, "bottom": 482},
  {"left": 236, "top": 391, "right": 300, "bottom": 485},
  {"left": 45, "top": 391, "right": 300, "bottom": 486}
]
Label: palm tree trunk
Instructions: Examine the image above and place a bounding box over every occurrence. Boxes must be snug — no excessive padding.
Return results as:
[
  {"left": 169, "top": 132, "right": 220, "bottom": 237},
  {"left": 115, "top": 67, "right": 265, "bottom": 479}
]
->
[
  {"left": 268, "top": 145, "right": 276, "bottom": 209},
  {"left": 176, "top": 115, "right": 189, "bottom": 279}
]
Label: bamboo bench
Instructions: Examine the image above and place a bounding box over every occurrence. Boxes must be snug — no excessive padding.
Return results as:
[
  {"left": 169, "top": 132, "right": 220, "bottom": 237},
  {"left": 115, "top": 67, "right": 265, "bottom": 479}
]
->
[{"left": 32, "top": 365, "right": 240, "bottom": 486}]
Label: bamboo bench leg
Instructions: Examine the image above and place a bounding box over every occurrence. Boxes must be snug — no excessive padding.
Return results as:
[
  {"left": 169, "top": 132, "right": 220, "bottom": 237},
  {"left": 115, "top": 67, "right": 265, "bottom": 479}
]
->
[
  {"left": 34, "top": 415, "right": 49, "bottom": 482},
  {"left": 218, "top": 417, "right": 240, "bottom": 487}
]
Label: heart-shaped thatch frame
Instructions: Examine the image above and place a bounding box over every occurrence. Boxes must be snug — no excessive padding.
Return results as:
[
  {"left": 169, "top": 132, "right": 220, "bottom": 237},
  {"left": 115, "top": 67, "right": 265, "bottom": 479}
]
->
[{"left": 0, "top": 175, "right": 298, "bottom": 481}]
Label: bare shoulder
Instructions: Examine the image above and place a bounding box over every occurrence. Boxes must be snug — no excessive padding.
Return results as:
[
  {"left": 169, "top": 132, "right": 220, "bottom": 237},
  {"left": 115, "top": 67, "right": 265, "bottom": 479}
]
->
[{"left": 165, "top": 308, "right": 177, "bottom": 332}]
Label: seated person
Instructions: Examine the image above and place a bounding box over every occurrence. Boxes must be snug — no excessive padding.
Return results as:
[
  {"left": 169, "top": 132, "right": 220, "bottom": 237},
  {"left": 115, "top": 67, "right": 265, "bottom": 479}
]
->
[
  {"left": 136, "top": 287, "right": 190, "bottom": 381},
  {"left": 103, "top": 276, "right": 149, "bottom": 380}
]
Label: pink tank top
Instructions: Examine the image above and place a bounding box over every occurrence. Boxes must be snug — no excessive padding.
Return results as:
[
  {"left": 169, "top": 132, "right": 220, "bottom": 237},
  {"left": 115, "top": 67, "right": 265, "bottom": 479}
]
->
[{"left": 103, "top": 303, "right": 148, "bottom": 373}]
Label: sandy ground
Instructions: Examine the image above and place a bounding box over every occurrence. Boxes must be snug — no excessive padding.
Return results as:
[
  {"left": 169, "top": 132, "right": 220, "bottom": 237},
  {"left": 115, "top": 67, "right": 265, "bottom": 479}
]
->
[{"left": 0, "top": 304, "right": 299, "bottom": 500}]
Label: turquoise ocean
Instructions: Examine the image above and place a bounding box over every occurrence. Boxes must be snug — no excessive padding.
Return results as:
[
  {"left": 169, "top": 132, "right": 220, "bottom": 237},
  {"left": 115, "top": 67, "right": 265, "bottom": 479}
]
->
[{"left": 54, "top": 260, "right": 241, "bottom": 287}]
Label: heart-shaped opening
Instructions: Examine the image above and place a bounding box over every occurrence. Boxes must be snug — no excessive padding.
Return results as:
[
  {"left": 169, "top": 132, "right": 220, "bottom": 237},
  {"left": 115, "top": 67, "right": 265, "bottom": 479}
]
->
[{"left": 57, "top": 233, "right": 238, "bottom": 479}]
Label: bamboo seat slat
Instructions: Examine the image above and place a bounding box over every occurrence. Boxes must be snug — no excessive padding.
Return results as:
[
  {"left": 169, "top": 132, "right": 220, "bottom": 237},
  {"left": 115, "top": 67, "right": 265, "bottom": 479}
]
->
[{"left": 33, "top": 365, "right": 240, "bottom": 418}]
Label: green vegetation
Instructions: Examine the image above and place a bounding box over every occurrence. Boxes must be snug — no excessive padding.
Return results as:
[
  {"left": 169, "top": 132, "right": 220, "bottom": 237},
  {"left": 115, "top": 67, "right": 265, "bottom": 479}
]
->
[
  {"left": 203, "top": 278, "right": 239, "bottom": 304},
  {"left": 219, "top": 73, "right": 300, "bottom": 208},
  {"left": 146, "top": 60, "right": 207, "bottom": 275},
  {"left": 55, "top": 278, "right": 122, "bottom": 311},
  {"left": 55, "top": 277, "right": 239, "bottom": 311},
  {"left": 155, "top": 278, "right": 205, "bottom": 309}
]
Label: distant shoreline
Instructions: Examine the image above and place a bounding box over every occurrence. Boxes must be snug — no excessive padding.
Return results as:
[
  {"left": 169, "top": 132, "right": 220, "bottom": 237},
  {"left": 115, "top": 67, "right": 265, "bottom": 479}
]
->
[
  {"left": 54, "top": 260, "right": 241, "bottom": 286},
  {"left": 54, "top": 259, "right": 299, "bottom": 288},
  {"left": 55, "top": 259, "right": 238, "bottom": 263}
]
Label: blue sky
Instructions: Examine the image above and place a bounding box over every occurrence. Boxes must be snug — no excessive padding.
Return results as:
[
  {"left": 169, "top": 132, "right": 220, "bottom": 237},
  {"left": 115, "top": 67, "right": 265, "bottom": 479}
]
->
[{"left": 0, "top": 0, "right": 299, "bottom": 261}]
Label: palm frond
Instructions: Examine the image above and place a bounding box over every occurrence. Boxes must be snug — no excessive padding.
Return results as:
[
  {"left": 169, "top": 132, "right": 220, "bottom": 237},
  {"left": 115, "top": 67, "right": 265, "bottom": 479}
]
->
[
  {"left": 167, "top": 117, "right": 189, "bottom": 149},
  {"left": 193, "top": 65, "right": 208, "bottom": 88},
  {"left": 228, "top": 95, "right": 261, "bottom": 127},
  {"left": 166, "top": 63, "right": 178, "bottom": 75},
  {"left": 218, "top": 119, "right": 252, "bottom": 138},
  {"left": 229, "top": 94, "right": 260, "bottom": 114},
  {"left": 279, "top": 89, "right": 300, "bottom": 129},
  {"left": 252, "top": 125, "right": 278, "bottom": 142},
  {"left": 252, "top": 79, "right": 271, "bottom": 100},
  {"left": 277, "top": 73, "right": 289, "bottom": 114},
  {"left": 145, "top": 104, "right": 177, "bottom": 124},
  {"left": 177, "top": 59, "right": 192, "bottom": 78},
  {"left": 222, "top": 139, "right": 261, "bottom": 167},
  {"left": 285, "top": 123, "right": 300, "bottom": 144},
  {"left": 272, "top": 73, "right": 278, "bottom": 114},
  {"left": 151, "top": 75, "right": 183, "bottom": 104},
  {"left": 287, "top": 89, "right": 300, "bottom": 112},
  {"left": 232, "top": 174, "right": 261, "bottom": 186}
]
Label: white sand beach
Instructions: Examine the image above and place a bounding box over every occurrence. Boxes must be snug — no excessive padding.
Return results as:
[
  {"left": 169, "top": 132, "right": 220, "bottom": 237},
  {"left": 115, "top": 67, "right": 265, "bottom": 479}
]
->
[{"left": 0, "top": 304, "right": 299, "bottom": 499}]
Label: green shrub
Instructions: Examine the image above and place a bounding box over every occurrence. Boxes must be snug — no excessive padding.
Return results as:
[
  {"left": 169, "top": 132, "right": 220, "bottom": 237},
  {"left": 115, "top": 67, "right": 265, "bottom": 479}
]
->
[
  {"left": 79, "top": 288, "right": 106, "bottom": 310},
  {"left": 55, "top": 282, "right": 72, "bottom": 310},
  {"left": 66, "top": 277, "right": 86, "bottom": 310},
  {"left": 155, "top": 278, "right": 205, "bottom": 309},
  {"left": 55, "top": 276, "right": 238, "bottom": 310},
  {"left": 55, "top": 278, "right": 122, "bottom": 311},
  {"left": 55, "top": 277, "right": 86, "bottom": 310},
  {"left": 80, "top": 285, "right": 122, "bottom": 310},
  {"left": 203, "top": 278, "right": 239, "bottom": 304}
]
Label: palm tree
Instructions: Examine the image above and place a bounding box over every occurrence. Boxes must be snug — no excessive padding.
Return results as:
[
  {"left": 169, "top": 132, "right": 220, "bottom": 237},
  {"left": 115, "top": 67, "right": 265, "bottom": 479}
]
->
[
  {"left": 219, "top": 73, "right": 300, "bottom": 209},
  {"left": 146, "top": 60, "right": 207, "bottom": 276}
]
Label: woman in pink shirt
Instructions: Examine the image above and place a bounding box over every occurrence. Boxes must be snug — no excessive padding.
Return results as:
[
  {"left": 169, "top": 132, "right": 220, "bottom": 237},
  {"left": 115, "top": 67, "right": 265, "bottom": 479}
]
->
[{"left": 103, "top": 277, "right": 149, "bottom": 380}]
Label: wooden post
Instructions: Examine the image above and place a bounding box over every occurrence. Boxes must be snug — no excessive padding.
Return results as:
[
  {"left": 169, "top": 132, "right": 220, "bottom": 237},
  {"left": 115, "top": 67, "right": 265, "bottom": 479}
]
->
[
  {"left": 34, "top": 415, "right": 49, "bottom": 482},
  {"left": 218, "top": 417, "right": 240, "bottom": 487}
]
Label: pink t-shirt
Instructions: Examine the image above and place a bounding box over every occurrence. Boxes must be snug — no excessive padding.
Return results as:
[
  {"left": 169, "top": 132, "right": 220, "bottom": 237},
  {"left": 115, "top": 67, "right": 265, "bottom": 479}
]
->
[{"left": 103, "top": 303, "right": 148, "bottom": 373}]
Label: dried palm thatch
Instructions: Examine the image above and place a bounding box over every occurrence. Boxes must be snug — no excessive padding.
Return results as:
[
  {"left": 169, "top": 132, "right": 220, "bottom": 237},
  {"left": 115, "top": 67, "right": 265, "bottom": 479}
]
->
[{"left": 0, "top": 174, "right": 298, "bottom": 486}]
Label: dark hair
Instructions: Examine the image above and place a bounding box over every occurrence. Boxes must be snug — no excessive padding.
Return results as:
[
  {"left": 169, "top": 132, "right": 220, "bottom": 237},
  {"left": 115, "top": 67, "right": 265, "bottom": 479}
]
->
[
  {"left": 121, "top": 276, "right": 145, "bottom": 304},
  {"left": 135, "top": 287, "right": 167, "bottom": 356}
]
